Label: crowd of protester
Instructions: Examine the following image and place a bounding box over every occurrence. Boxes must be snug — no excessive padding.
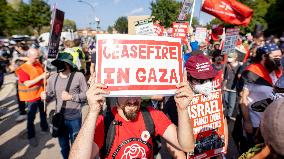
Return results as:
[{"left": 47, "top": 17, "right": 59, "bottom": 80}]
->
[{"left": 1, "top": 28, "right": 284, "bottom": 159}]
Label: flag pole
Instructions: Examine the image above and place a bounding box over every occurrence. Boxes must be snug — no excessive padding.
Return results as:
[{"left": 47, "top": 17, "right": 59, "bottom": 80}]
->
[
  {"left": 189, "top": 0, "right": 196, "bottom": 28},
  {"left": 44, "top": 4, "right": 56, "bottom": 113}
]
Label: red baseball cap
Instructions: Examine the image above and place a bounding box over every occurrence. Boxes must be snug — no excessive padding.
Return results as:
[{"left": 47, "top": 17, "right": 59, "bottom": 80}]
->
[{"left": 185, "top": 54, "right": 218, "bottom": 80}]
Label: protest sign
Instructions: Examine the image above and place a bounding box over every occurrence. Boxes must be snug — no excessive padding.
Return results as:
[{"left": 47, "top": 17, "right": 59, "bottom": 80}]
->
[
  {"left": 187, "top": 76, "right": 225, "bottom": 159},
  {"left": 135, "top": 18, "right": 154, "bottom": 36},
  {"left": 222, "top": 28, "right": 240, "bottom": 54},
  {"left": 195, "top": 27, "right": 207, "bottom": 43},
  {"left": 153, "top": 24, "right": 164, "bottom": 36},
  {"left": 172, "top": 22, "right": 189, "bottom": 44},
  {"left": 178, "top": 0, "right": 194, "bottom": 21},
  {"left": 96, "top": 34, "right": 183, "bottom": 96},
  {"left": 48, "top": 8, "right": 64, "bottom": 58}
]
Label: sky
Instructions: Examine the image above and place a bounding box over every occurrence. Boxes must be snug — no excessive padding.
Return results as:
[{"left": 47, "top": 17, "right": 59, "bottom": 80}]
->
[{"left": 25, "top": 0, "right": 214, "bottom": 30}]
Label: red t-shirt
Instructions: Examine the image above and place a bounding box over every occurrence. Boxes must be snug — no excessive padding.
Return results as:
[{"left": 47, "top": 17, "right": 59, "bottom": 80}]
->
[
  {"left": 94, "top": 107, "right": 172, "bottom": 159},
  {"left": 17, "top": 69, "right": 41, "bottom": 102}
]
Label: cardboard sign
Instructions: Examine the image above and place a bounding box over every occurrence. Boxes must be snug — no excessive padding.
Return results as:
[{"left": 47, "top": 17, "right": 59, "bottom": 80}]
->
[
  {"left": 187, "top": 75, "right": 225, "bottom": 159},
  {"left": 48, "top": 9, "right": 64, "bottom": 58},
  {"left": 172, "top": 22, "right": 189, "bottom": 44},
  {"left": 195, "top": 27, "right": 207, "bottom": 43},
  {"left": 135, "top": 18, "right": 154, "bottom": 36},
  {"left": 178, "top": 0, "right": 194, "bottom": 21},
  {"left": 96, "top": 34, "right": 183, "bottom": 96},
  {"left": 222, "top": 28, "right": 240, "bottom": 54},
  {"left": 153, "top": 24, "right": 164, "bottom": 36}
]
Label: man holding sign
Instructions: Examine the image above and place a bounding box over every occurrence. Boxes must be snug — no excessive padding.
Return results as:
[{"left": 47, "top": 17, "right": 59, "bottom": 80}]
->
[{"left": 69, "top": 35, "right": 195, "bottom": 159}]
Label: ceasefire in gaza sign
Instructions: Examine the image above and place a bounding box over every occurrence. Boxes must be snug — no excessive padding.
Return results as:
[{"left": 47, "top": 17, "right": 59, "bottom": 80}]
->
[{"left": 96, "top": 34, "right": 183, "bottom": 96}]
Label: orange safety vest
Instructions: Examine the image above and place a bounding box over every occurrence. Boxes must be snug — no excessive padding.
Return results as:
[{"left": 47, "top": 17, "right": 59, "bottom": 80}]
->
[{"left": 15, "top": 62, "right": 44, "bottom": 101}]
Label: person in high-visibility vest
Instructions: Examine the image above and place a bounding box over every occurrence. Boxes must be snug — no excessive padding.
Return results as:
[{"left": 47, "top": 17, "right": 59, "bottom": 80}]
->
[
  {"left": 73, "top": 39, "right": 86, "bottom": 73},
  {"left": 15, "top": 48, "right": 49, "bottom": 147}
]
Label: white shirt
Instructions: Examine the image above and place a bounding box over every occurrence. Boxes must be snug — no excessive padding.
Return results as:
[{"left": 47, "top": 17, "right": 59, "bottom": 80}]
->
[{"left": 244, "top": 72, "right": 278, "bottom": 127}]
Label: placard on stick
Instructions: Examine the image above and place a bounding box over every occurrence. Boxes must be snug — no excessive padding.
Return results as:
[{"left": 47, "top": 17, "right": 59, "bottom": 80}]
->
[
  {"left": 96, "top": 34, "right": 183, "bottom": 96},
  {"left": 222, "top": 28, "right": 240, "bottom": 54},
  {"left": 47, "top": 8, "right": 64, "bottom": 58}
]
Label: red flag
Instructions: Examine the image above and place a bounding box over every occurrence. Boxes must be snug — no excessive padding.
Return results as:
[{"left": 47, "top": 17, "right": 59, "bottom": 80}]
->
[
  {"left": 211, "top": 25, "right": 224, "bottom": 41},
  {"left": 202, "top": 0, "right": 253, "bottom": 26}
]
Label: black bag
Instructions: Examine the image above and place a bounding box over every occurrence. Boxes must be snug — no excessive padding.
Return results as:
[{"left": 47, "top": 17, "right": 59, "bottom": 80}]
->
[{"left": 50, "top": 72, "right": 75, "bottom": 137}]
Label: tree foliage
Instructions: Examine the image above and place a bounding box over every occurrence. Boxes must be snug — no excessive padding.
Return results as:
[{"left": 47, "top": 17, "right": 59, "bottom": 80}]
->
[
  {"left": 63, "top": 19, "right": 77, "bottom": 32},
  {"left": 28, "top": 0, "right": 51, "bottom": 35},
  {"left": 107, "top": 26, "right": 113, "bottom": 34},
  {"left": 185, "top": 14, "right": 199, "bottom": 27},
  {"left": 0, "top": 0, "right": 51, "bottom": 36},
  {"left": 114, "top": 16, "right": 128, "bottom": 34},
  {"left": 206, "top": 0, "right": 283, "bottom": 36},
  {"left": 150, "top": 0, "right": 181, "bottom": 28}
]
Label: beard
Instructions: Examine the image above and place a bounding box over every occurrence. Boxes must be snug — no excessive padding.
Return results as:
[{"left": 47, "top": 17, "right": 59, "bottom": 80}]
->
[{"left": 120, "top": 102, "right": 140, "bottom": 121}]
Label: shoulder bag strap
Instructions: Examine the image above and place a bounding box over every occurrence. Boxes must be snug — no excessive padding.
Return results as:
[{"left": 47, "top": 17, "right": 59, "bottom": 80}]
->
[
  {"left": 59, "top": 72, "right": 76, "bottom": 114},
  {"left": 54, "top": 73, "right": 59, "bottom": 110}
]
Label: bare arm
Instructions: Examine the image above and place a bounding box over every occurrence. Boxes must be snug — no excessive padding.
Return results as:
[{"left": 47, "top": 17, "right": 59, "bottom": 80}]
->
[
  {"left": 240, "top": 88, "right": 250, "bottom": 122},
  {"left": 162, "top": 81, "right": 195, "bottom": 153},
  {"left": 240, "top": 87, "right": 253, "bottom": 133},
  {"left": 69, "top": 81, "right": 109, "bottom": 159},
  {"left": 23, "top": 73, "right": 45, "bottom": 87},
  {"left": 90, "top": 62, "right": 95, "bottom": 75},
  {"left": 70, "top": 111, "right": 100, "bottom": 159}
]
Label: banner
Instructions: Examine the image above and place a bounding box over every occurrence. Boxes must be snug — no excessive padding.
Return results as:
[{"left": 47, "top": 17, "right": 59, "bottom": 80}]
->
[
  {"left": 47, "top": 8, "right": 64, "bottom": 58},
  {"left": 187, "top": 76, "right": 225, "bottom": 159},
  {"left": 95, "top": 34, "right": 183, "bottom": 96},
  {"left": 172, "top": 22, "right": 189, "bottom": 44},
  {"left": 195, "top": 27, "right": 207, "bottom": 43},
  {"left": 222, "top": 28, "right": 240, "bottom": 54},
  {"left": 178, "top": 0, "right": 194, "bottom": 21},
  {"left": 135, "top": 18, "right": 154, "bottom": 36},
  {"left": 201, "top": 0, "right": 253, "bottom": 26}
]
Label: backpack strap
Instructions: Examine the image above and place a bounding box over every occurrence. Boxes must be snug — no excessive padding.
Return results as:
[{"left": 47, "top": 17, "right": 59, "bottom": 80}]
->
[
  {"left": 141, "top": 107, "right": 155, "bottom": 136},
  {"left": 100, "top": 110, "right": 116, "bottom": 158},
  {"left": 100, "top": 107, "right": 155, "bottom": 158}
]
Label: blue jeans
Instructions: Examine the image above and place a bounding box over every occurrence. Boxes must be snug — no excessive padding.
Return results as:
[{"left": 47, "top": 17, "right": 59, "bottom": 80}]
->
[
  {"left": 27, "top": 100, "right": 48, "bottom": 139},
  {"left": 223, "top": 91, "right": 237, "bottom": 117},
  {"left": 58, "top": 117, "right": 82, "bottom": 159}
]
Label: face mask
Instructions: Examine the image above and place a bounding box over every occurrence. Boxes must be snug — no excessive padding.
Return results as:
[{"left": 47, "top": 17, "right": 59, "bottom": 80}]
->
[
  {"left": 193, "top": 81, "right": 214, "bottom": 96},
  {"left": 273, "top": 58, "right": 281, "bottom": 67},
  {"left": 57, "top": 64, "right": 66, "bottom": 72}
]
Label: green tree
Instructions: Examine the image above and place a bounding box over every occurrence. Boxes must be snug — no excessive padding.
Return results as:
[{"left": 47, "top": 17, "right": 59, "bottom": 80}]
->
[
  {"left": 28, "top": 0, "right": 51, "bottom": 35},
  {"left": 185, "top": 14, "right": 199, "bottom": 27},
  {"left": 63, "top": 19, "right": 77, "bottom": 32},
  {"left": 0, "top": 0, "right": 9, "bottom": 35},
  {"left": 242, "top": 0, "right": 283, "bottom": 36},
  {"left": 265, "top": 0, "right": 284, "bottom": 36},
  {"left": 206, "top": 18, "right": 234, "bottom": 30},
  {"left": 107, "top": 26, "right": 113, "bottom": 34},
  {"left": 114, "top": 16, "right": 128, "bottom": 34},
  {"left": 150, "top": 0, "right": 181, "bottom": 28}
]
